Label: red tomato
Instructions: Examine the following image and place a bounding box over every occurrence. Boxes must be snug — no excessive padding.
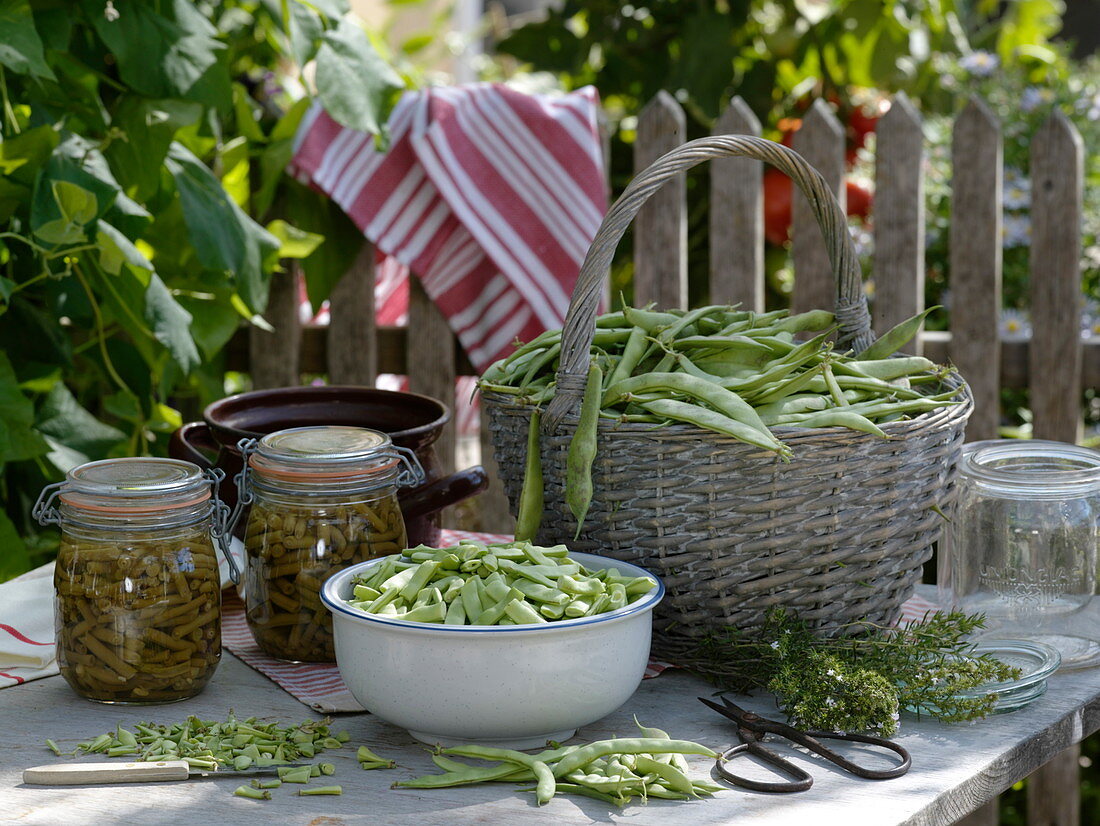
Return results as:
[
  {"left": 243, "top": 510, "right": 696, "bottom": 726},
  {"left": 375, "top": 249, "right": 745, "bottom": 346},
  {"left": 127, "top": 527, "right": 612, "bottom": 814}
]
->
[
  {"left": 763, "top": 169, "right": 793, "bottom": 245},
  {"left": 846, "top": 179, "right": 873, "bottom": 220}
]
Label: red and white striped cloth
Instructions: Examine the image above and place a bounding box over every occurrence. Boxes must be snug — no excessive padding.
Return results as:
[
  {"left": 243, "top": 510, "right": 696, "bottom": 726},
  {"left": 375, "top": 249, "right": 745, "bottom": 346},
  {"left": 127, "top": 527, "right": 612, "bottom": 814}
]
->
[{"left": 288, "top": 83, "right": 608, "bottom": 375}]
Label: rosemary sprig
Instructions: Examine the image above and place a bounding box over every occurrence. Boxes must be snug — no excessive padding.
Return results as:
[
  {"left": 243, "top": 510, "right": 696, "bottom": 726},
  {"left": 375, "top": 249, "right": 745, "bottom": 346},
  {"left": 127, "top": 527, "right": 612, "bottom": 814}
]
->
[{"left": 686, "top": 609, "right": 1020, "bottom": 735}]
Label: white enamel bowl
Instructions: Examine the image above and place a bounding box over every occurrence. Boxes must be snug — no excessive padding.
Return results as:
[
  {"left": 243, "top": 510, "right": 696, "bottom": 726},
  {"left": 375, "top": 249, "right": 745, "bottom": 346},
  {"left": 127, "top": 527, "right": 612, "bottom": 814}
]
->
[{"left": 321, "top": 553, "right": 664, "bottom": 749}]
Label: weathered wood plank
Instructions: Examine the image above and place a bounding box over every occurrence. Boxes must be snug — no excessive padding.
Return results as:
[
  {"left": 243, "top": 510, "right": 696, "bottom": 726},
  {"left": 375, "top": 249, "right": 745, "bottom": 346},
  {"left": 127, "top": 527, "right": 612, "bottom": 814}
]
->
[
  {"left": 1029, "top": 111, "right": 1084, "bottom": 444},
  {"left": 949, "top": 99, "right": 1003, "bottom": 441},
  {"left": 792, "top": 99, "right": 846, "bottom": 317},
  {"left": 1027, "top": 745, "right": 1080, "bottom": 826},
  {"left": 326, "top": 242, "right": 377, "bottom": 386},
  {"left": 953, "top": 799, "right": 998, "bottom": 826},
  {"left": 248, "top": 267, "right": 302, "bottom": 389},
  {"left": 407, "top": 274, "right": 456, "bottom": 474},
  {"left": 873, "top": 93, "right": 925, "bottom": 351},
  {"left": 634, "top": 90, "right": 687, "bottom": 309},
  {"left": 710, "top": 96, "right": 763, "bottom": 311}
]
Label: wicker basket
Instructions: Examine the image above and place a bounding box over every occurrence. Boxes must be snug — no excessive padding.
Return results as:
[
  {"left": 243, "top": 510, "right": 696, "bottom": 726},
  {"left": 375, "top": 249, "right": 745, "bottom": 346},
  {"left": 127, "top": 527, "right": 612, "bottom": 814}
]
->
[{"left": 482, "top": 136, "right": 971, "bottom": 657}]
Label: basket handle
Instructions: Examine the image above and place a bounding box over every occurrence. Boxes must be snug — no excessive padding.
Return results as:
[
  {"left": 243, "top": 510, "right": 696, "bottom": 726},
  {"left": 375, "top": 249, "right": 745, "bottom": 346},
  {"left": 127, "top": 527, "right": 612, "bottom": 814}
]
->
[{"left": 543, "top": 135, "right": 873, "bottom": 431}]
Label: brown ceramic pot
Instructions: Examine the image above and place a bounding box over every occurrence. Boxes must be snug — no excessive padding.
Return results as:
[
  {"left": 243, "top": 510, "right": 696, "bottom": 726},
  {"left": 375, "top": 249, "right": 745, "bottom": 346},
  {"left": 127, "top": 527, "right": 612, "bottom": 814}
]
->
[{"left": 169, "top": 385, "right": 487, "bottom": 547}]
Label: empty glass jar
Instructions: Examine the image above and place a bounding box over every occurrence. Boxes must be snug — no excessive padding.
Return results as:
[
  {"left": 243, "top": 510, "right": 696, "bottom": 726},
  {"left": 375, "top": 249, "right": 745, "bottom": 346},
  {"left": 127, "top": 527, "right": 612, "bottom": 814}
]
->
[
  {"left": 236, "top": 426, "right": 424, "bottom": 662},
  {"left": 939, "top": 439, "right": 1100, "bottom": 668}
]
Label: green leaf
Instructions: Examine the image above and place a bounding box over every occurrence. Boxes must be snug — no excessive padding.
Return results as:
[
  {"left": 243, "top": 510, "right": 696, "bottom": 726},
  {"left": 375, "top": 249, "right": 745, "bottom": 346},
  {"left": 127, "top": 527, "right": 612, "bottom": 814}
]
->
[
  {"left": 267, "top": 219, "right": 324, "bottom": 259},
  {"left": 0, "top": 0, "right": 55, "bottom": 79},
  {"left": 0, "top": 511, "right": 30, "bottom": 583},
  {"left": 84, "top": 0, "right": 225, "bottom": 99},
  {"left": 0, "top": 125, "right": 59, "bottom": 185},
  {"left": 52, "top": 180, "right": 98, "bottom": 226},
  {"left": 96, "top": 221, "right": 153, "bottom": 276},
  {"left": 32, "top": 218, "right": 86, "bottom": 245},
  {"left": 284, "top": 179, "right": 363, "bottom": 310},
  {"left": 218, "top": 135, "right": 251, "bottom": 209},
  {"left": 144, "top": 273, "right": 200, "bottom": 372},
  {"left": 287, "top": 0, "right": 325, "bottom": 67},
  {"left": 314, "top": 18, "right": 404, "bottom": 136},
  {"left": 270, "top": 96, "right": 312, "bottom": 142},
  {"left": 177, "top": 292, "right": 240, "bottom": 359},
  {"left": 107, "top": 97, "right": 203, "bottom": 201},
  {"left": 0, "top": 352, "right": 49, "bottom": 463},
  {"left": 0, "top": 276, "right": 14, "bottom": 302},
  {"left": 233, "top": 83, "right": 265, "bottom": 142},
  {"left": 0, "top": 178, "right": 29, "bottom": 224},
  {"left": 35, "top": 382, "right": 126, "bottom": 466},
  {"left": 165, "top": 142, "right": 279, "bottom": 312}
]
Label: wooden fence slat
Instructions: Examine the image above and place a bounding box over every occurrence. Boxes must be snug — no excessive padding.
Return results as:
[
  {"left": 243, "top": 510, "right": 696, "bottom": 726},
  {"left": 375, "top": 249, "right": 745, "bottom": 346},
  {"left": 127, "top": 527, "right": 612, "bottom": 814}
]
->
[
  {"left": 954, "top": 800, "right": 999, "bottom": 826},
  {"left": 1027, "top": 745, "right": 1081, "bottom": 826},
  {"left": 792, "top": 99, "right": 846, "bottom": 317},
  {"left": 710, "top": 96, "right": 763, "bottom": 311},
  {"left": 949, "top": 98, "right": 1003, "bottom": 442},
  {"left": 1029, "top": 111, "right": 1084, "bottom": 444},
  {"left": 873, "top": 93, "right": 925, "bottom": 349},
  {"left": 326, "top": 242, "right": 377, "bottom": 386},
  {"left": 634, "top": 91, "right": 687, "bottom": 309},
  {"left": 407, "top": 275, "right": 456, "bottom": 475},
  {"left": 249, "top": 266, "right": 302, "bottom": 389}
]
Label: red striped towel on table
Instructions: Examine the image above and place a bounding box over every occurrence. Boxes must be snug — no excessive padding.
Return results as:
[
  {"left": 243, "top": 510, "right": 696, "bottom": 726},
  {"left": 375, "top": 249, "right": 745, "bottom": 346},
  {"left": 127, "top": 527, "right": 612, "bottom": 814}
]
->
[{"left": 288, "top": 83, "right": 608, "bottom": 375}]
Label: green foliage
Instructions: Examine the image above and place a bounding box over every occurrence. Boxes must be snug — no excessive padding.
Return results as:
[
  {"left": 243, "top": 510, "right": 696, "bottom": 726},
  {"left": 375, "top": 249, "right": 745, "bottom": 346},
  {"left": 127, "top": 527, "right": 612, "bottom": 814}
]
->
[
  {"left": 0, "top": 0, "right": 406, "bottom": 580},
  {"left": 696, "top": 609, "right": 1019, "bottom": 734}
]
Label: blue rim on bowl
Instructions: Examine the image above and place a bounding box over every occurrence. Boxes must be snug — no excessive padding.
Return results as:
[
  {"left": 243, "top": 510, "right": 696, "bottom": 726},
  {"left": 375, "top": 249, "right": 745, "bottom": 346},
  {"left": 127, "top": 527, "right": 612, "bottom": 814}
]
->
[{"left": 321, "top": 551, "right": 665, "bottom": 634}]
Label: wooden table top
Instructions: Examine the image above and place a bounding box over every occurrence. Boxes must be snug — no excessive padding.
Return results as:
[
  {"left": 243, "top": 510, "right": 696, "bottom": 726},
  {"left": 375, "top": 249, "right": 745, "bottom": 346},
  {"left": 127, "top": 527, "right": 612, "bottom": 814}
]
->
[{"left": 4, "top": 616, "right": 1100, "bottom": 826}]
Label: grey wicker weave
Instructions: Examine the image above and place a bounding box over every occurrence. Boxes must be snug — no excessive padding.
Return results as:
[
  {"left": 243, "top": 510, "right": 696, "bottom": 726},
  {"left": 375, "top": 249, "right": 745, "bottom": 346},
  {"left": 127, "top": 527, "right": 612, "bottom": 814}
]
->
[{"left": 481, "top": 136, "right": 971, "bottom": 656}]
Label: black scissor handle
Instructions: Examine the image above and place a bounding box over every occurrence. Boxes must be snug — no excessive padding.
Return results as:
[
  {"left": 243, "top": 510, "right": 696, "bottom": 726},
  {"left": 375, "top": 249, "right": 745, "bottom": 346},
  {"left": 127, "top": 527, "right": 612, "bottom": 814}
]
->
[
  {"left": 715, "top": 742, "right": 814, "bottom": 793},
  {"left": 790, "top": 730, "right": 912, "bottom": 780}
]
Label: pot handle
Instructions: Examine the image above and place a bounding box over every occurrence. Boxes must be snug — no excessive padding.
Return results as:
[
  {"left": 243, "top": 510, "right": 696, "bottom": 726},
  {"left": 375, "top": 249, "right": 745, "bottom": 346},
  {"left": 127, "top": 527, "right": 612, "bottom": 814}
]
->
[
  {"left": 169, "top": 422, "right": 219, "bottom": 469},
  {"left": 399, "top": 466, "right": 490, "bottom": 521}
]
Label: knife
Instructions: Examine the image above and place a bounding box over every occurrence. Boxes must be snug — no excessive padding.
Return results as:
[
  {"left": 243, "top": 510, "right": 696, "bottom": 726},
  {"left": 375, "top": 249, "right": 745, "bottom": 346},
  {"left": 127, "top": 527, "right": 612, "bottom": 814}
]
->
[{"left": 23, "top": 760, "right": 311, "bottom": 786}]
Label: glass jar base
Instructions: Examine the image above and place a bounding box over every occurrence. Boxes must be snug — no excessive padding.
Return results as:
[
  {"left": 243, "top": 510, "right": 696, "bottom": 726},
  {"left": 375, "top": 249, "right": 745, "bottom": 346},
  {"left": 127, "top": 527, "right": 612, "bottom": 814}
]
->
[{"left": 1028, "top": 634, "right": 1100, "bottom": 671}]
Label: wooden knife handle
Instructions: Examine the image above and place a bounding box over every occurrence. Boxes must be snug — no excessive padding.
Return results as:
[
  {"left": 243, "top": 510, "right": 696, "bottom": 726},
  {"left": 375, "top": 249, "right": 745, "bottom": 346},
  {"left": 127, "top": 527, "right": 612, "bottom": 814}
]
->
[{"left": 23, "top": 760, "right": 191, "bottom": 785}]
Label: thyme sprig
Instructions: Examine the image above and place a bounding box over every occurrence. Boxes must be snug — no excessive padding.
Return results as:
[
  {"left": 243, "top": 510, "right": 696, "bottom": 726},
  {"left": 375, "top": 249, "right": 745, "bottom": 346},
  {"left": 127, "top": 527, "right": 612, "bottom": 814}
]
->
[{"left": 687, "top": 609, "right": 1020, "bottom": 735}]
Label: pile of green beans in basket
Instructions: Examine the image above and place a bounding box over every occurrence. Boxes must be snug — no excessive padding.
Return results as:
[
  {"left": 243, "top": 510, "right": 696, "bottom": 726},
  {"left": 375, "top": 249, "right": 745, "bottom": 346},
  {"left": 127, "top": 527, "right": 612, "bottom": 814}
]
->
[
  {"left": 345, "top": 540, "right": 655, "bottom": 625},
  {"left": 478, "top": 303, "right": 962, "bottom": 533}
]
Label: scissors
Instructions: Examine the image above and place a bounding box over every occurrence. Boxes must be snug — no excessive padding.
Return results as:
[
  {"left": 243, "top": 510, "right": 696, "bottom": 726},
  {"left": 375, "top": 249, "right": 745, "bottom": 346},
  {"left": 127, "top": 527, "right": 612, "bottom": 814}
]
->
[{"left": 699, "top": 695, "right": 912, "bottom": 793}]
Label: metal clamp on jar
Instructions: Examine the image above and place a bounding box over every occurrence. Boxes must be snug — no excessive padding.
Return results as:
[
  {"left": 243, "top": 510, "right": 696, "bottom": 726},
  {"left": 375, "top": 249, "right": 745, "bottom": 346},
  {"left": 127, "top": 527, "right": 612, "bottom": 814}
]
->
[
  {"left": 33, "top": 459, "right": 237, "bottom": 703},
  {"left": 233, "top": 426, "right": 425, "bottom": 662}
]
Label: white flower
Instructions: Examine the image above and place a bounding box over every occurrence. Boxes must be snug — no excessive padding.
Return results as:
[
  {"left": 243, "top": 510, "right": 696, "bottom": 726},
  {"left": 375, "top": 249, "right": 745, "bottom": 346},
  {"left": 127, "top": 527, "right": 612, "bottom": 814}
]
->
[
  {"left": 1020, "top": 87, "right": 1052, "bottom": 113},
  {"left": 104, "top": 0, "right": 119, "bottom": 21},
  {"left": 825, "top": 697, "right": 837, "bottom": 707},
  {"left": 1002, "top": 214, "right": 1032, "bottom": 248},
  {"left": 959, "top": 51, "right": 999, "bottom": 77},
  {"left": 1002, "top": 172, "right": 1031, "bottom": 210},
  {"left": 770, "top": 641, "right": 780, "bottom": 650},
  {"left": 999, "top": 308, "right": 1032, "bottom": 341}
]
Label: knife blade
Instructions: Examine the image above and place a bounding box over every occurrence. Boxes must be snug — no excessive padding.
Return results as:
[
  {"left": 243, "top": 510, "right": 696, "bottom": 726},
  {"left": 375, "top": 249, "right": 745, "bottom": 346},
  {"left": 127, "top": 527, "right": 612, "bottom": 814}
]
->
[{"left": 23, "top": 760, "right": 312, "bottom": 786}]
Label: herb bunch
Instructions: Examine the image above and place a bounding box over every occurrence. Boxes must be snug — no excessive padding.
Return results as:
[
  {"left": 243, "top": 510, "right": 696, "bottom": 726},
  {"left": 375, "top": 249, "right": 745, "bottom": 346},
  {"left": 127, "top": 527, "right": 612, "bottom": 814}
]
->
[{"left": 691, "top": 610, "right": 1020, "bottom": 736}]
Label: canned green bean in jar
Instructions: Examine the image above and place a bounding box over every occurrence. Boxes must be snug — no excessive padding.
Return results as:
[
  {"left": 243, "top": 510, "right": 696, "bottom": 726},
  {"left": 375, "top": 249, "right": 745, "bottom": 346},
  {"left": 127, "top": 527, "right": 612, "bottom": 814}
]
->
[
  {"left": 33, "top": 459, "right": 237, "bottom": 704},
  {"left": 236, "top": 426, "right": 424, "bottom": 662}
]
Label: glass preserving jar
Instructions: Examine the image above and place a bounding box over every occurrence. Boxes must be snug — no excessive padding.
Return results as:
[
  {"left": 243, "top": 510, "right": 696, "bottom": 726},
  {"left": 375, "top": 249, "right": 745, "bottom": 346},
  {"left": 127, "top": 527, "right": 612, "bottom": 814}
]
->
[
  {"left": 236, "top": 426, "right": 424, "bottom": 662},
  {"left": 939, "top": 439, "right": 1100, "bottom": 668},
  {"left": 33, "top": 458, "right": 236, "bottom": 703}
]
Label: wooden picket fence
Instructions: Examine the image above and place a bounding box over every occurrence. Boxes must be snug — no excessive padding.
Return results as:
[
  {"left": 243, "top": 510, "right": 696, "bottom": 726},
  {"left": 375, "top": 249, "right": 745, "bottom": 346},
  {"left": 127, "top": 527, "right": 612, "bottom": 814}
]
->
[{"left": 229, "top": 92, "right": 1098, "bottom": 826}]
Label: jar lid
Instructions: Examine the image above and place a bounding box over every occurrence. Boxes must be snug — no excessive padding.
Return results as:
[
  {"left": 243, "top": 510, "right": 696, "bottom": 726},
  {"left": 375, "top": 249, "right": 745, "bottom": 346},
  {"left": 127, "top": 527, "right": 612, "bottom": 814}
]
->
[
  {"left": 959, "top": 440, "right": 1100, "bottom": 498},
  {"left": 58, "top": 458, "right": 211, "bottom": 513},
  {"left": 249, "top": 426, "right": 401, "bottom": 483}
]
